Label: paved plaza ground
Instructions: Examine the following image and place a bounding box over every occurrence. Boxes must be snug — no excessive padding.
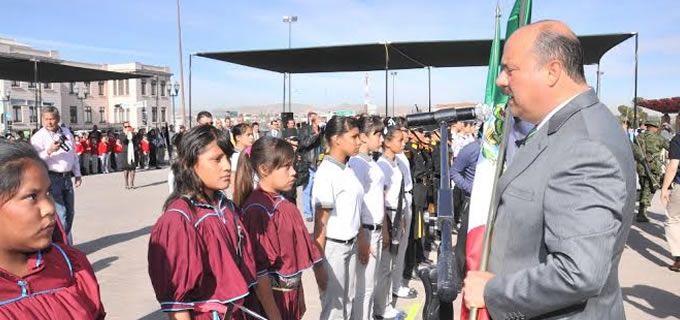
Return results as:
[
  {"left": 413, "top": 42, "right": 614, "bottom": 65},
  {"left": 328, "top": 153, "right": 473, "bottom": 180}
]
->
[{"left": 71, "top": 168, "right": 679, "bottom": 319}]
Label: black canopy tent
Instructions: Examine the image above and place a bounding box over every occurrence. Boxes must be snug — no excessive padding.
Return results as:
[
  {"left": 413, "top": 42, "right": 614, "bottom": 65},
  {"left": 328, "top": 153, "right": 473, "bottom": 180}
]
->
[
  {"left": 0, "top": 55, "right": 149, "bottom": 129},
  {"left": 191, "top": 32, "right": 638, "bottom": 122},
  {"left": 0, "top": 56, "right": 148, "bottom": 83}
]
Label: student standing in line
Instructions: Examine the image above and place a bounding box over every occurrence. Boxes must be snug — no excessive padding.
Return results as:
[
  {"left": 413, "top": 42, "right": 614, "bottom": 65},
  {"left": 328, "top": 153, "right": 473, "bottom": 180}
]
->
[
  {"left": 147, "top": 125, "right": 257, "bottom": 320},
  {"left": 374, "top": 119, "right": 408, "bottom": 319},
  {"left": 312, "top": 116, "right": 364, "bottom": 320},
  {"left": 0, "top": 140, "right": 105, "bottom": 319},
  {"left": 348, "top": 115, "right": 392, "bottom": 320},
  {"left": 236, "top": 136, "right": 323, "bottom": 320},
  {"left": 228, "top": 123, "right": 254, "bottom": 198}
]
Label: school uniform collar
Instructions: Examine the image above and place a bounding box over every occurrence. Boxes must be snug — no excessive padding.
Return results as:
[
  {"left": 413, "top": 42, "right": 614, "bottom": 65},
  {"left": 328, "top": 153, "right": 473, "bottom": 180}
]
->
[
  {"left": 357, "top": 152, "right": 372, "bottom": 162},
  {"left": 325, "top": 154, "right": 347, "bottom": 170},
  {"left": 184, "top": 191, "right": 228, "bottom": 211}
]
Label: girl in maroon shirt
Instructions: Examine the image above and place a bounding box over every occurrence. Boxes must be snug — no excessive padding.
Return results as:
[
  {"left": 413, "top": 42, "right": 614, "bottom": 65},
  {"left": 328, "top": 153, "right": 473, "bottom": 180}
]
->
[
  {"left": 0, "top": 140, "right": 105, "bottom": 319},
  {"left": 234, "top": 136, "right": 323, "bottom": 320},
  {"left": 148, "top": 125, "right": 257, "bottom": 320}
]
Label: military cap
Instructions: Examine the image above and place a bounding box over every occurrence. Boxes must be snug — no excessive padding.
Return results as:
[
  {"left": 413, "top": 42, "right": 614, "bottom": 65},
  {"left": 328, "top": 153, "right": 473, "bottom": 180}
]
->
[{"left": 645, "top": 119, "right": 660, "bottom": 128}]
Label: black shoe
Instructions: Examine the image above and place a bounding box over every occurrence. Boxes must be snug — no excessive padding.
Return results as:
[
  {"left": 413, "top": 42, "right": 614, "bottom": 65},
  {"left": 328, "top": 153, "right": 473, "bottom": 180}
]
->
[
  {"left": 669, "top": 257, "right": 680, "bottom": 272},
  {"left": 636, "top": 215, "right": 650, "bottom": 223}
]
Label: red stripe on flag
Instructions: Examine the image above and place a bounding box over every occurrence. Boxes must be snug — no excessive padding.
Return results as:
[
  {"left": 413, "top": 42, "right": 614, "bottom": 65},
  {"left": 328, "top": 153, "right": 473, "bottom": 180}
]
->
[{"left": 460, "top": 225, "right": 490, "bottom": 320}]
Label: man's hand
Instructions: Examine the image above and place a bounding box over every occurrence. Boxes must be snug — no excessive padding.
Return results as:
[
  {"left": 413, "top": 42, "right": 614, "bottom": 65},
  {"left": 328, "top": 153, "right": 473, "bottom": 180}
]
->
[
  {"left": 661, "top": 188, "right": 671, "bottom": 208},
  {"left": 313, "top": 263, "right": 328, "bottom": 292},
  {"left": 357, "top": 229, "right": 370, "bottom": 265},
  {"left": 463, "top": 271, "right": 495, "bottom": 309},
  {"left": 74, "top": 177, "right": 82, "bottom": 188},
  {"left": 47, "top": 141, "right": 61, "bottom": 155}
]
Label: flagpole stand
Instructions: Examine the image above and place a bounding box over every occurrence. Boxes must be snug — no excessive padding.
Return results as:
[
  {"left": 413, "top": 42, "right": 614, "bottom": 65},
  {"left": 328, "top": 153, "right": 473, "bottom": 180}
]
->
[{"left": 419, "top": 120, "right": 456, "bottom": 320}]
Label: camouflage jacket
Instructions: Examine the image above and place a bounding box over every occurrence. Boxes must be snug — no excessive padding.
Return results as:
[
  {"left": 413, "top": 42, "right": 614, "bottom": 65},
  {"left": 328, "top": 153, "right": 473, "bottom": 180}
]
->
[{"left": 633, "top": 131, "right": 669, "bottom": 175}]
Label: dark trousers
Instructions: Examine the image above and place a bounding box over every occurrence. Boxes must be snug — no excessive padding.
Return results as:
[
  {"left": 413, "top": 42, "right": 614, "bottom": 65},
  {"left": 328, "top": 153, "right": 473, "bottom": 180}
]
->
[
  {"left": 454, "top": 195, "right": 471, "bottom": 287},
  {"left": 49, "top": 174, "right": 75, "bottom": 235}
]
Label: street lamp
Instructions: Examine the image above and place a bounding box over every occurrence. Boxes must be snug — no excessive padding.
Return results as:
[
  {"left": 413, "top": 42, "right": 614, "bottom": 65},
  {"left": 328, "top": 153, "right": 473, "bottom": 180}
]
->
[
  {"left": 390, "top": 71, "right": 397, "bottom": 116},
  {"left": 74, "top": 83, "right": 90, "bottom": 126},
  {"left": 596, "top": 70, "right": 604, "bottom": 98},
  {"left": 168, "top": 80, "right": 180, "bottom": 126},
  {"left": 283, "top": 15, "right": 298, "bottom": 112},
  {"left": 2, "top": 88, "right": 10, "bottom": 134}
]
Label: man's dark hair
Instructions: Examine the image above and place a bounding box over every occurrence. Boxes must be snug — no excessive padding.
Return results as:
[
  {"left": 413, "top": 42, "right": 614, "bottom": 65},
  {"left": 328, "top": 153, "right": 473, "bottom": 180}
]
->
[
  {"left": 196, "top": 111, "right": 213, "bottom": 123},
  {"left": 533, "top": 27, "right": 586, "bottom": 84}
]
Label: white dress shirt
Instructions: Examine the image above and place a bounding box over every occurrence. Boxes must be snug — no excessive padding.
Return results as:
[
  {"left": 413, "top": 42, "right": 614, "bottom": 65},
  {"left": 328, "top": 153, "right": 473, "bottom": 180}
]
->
[{"left": 31, "top": 126, "right": 82, "bottom": 177}]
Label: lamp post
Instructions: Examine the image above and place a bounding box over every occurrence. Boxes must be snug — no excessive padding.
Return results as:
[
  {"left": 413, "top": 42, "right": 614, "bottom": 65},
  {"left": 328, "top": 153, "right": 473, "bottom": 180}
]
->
[
  {"left": 390, "top": 71, "right": 397, "bottom": 116},
  {"left": 283, "top": 15, "right": 297, "bottom": 112},
  {"left": 74, "top": 83, "right": 90, "bottom": 127},
  {"left": 2, "top": 88, "right": 10, "bottom": 135},
  {"left": 596, "top": 69, "right": 604, "bottom": 98},
  {"left": 168, "top": 80, "right": 180, "bottom": 126}
]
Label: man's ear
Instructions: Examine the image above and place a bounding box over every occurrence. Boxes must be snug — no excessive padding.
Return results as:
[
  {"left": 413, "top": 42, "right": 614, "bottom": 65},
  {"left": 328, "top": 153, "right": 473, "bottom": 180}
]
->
[{"left": 545, "top": 59, "right": 562, "bottom": 87}]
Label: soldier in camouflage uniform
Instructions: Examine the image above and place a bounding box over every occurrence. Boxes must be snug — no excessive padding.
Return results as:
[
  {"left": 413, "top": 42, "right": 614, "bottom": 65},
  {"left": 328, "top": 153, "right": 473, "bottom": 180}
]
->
[{"left": 633, "top": 120, "right": 669, "bottom": 222}]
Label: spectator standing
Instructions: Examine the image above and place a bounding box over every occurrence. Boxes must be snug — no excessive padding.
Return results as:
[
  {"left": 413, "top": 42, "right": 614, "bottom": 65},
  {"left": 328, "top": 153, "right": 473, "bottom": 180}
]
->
[
  {"left": 98, "top": 136, "right": 111, "bottom": 174},
  {"left": 140, "top": 134, "right": 150, "bottom": 170},
  {"left": 298, "top": 112, "right": 324, "bottom": 221},
  {"left": 119, "top": 122, "right": 139, "bottom": 189},
  {"left": 30, "top": 107, "right": 82, "bottom": 238}
]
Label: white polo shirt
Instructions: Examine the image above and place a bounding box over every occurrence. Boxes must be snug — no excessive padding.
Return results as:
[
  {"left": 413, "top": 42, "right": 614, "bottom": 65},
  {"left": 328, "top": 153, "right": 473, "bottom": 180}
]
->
[
  {"left": 313, "top": 155, "right": 363, "bottom": 241},
  {"left": 377, "top": 155, "right": 404, "bottom": 210},
  {"left": 396, "top": 152, "right": 413, "bottom": 193},
  {"left": 348, "top": 153, "right": 386, "bottom": 226}
]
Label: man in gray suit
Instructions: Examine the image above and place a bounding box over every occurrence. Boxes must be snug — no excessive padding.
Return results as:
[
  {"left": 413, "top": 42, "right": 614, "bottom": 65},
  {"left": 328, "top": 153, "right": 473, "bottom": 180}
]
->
[{"left": 463, "top": 21, "right": 636, "bottom": 319}]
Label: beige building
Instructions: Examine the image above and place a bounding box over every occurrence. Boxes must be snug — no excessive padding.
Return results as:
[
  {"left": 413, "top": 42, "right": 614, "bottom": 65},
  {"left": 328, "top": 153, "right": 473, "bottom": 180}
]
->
[{"left": 0, "top": 37, "right": 173, "bottom": 134}]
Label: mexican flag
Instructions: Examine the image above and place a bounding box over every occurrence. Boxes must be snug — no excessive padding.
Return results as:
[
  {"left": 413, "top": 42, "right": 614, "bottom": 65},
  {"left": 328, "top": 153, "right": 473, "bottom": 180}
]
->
[{"left": 462, "top": 1, "right": 531, "bottom": 319}]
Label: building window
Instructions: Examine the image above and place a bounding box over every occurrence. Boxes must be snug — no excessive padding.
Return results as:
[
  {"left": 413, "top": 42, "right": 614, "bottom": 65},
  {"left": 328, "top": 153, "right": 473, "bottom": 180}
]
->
[
  {"left": 161, "top": 107, "right": 166, "bottom": 123},
  {"left": 69, "top": 82, "right": 75, "bottom": 94},
  {"left": 160, "top": 81, "right": 166, "bottom": 96},
  {"left": 125, "top": 109, "right": 130, "bottom": 122},
  {"left": 117, "top": 80, "right": 124, "bottom": 96},
  {"left": 98, "top": 81, "right": 105, "bottom": 95},
  {"left": 42, "top": 82, "right": 50, "bottom": 89},
  {"left": 70, "top": 106, "right": 78, "bottom": 124},
  {"left": 29, "top": 106, "right": 36, "bottom": 123},
  {"left": 152, "top": 107, "right": 158, "bottom": 122},
  {"left": 28, "top": 82, "right": 36, "bottom": 89},
  {"left": 141, "top": 79, "right": 147, "bottom": 96},
  {"left": 84, "top": 106, "right": 92, "bottom": 124},
  {"left": 124, "top": 79, "right": 129, "bottom": 95},
  {"left": 114, "top": 105, "right": 123, "bottom": 123},
  {"left": 151, "top": 80, "right": 157, "bottom": 96},
  {"left": 99, "top": 107, "right": 106, "bottom": 123},
  {"left": 11, "top": 81, "right": 19, "bottom": 87},
  {"left": 13, "top": 106, "right": 22, "bottom": 123}
]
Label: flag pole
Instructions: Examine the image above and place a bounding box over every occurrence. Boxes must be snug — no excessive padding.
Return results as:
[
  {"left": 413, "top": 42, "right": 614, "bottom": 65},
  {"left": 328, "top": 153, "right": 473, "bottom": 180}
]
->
[{"left": 468, "top": 1, "right": 530, "bottom": 319}]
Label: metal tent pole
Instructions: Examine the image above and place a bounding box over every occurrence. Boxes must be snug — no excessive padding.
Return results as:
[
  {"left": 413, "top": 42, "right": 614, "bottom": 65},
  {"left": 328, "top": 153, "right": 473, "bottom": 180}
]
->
[
  {"left": 428, "top": 66, "right": 432, "bottom": 112},
  {"left": 633, "top": 32, "right": 639, "bottom": 129},
  {"left": 189, "top": 53, "right": 193, "bottom": 128}
]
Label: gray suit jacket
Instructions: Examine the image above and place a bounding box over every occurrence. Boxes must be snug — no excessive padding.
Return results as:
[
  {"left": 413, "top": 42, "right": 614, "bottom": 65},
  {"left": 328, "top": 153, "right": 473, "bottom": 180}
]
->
[{"left": 484, "top": 89, "right": 636, "bottom": 320}]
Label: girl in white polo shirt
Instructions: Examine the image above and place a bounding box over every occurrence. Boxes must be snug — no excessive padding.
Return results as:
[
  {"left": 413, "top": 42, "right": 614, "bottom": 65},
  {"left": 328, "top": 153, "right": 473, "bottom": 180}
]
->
[
  {"left": 312, "top": 115, "right": 363, "bottom": 320},
  {"left": 375, "top": 119, "right": 408, "bottom": 319},
  {"left": 348, "top": 115, "right": 387, "bottom": 320}
]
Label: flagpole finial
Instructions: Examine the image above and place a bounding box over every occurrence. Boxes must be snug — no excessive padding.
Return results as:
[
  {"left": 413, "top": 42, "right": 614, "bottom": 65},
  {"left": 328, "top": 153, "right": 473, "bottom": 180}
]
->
[{"left": 495, "top": 1, "right": 501, "bottom": 17}]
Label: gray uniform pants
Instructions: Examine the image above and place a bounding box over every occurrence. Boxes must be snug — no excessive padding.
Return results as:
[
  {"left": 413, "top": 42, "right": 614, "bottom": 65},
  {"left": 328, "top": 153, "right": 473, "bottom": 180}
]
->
[
  {"left": 352, "top": 228, "right": 383, "bottom": 320},
  {"left": 374, "top": 240, "right": 395, "bottom": 316},
  {"left": 321, "top": 239, "right": 357, "bottom": 320},
  {"left": 392, "top": 196, "right": 413, "bottom": 290}
]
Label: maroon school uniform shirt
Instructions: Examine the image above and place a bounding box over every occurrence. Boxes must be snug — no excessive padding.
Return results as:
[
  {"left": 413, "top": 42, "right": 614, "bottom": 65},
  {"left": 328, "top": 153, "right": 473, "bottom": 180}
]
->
[
  {"left": 241, "top": 189, "right": 323, "bottom": 319},
  {"left": 0, "top": 222, "right": 105, "bottom": 319},
  {"left": 148, "top": 193, "right": 257, "bottom": 319}
]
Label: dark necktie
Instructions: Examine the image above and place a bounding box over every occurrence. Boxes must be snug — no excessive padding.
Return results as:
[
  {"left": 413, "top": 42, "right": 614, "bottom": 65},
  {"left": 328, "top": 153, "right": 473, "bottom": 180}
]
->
[{"left": 515, "top": 126, "right": 537, "bottom": 148}]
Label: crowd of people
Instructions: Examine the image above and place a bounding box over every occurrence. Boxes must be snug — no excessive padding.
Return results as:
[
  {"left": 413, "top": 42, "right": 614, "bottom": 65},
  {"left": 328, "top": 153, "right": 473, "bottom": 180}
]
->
[
  {"left": 152, "top": 108, "right": 480, "bottom": 319},
  {"left": 0, "top": 19, "right": 677, "bottom": 320}
]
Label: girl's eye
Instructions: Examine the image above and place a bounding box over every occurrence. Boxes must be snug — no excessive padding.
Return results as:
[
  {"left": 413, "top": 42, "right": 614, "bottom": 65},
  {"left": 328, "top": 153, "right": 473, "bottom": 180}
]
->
[{"left": 25, "top": 193, "right": 38, "bottom": 201}]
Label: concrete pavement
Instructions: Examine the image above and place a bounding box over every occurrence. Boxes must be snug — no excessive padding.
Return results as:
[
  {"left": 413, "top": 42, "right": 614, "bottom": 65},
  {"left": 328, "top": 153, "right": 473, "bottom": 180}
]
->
[{"left": 71, "top": 168, "right": 679, "bottom": 319}]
